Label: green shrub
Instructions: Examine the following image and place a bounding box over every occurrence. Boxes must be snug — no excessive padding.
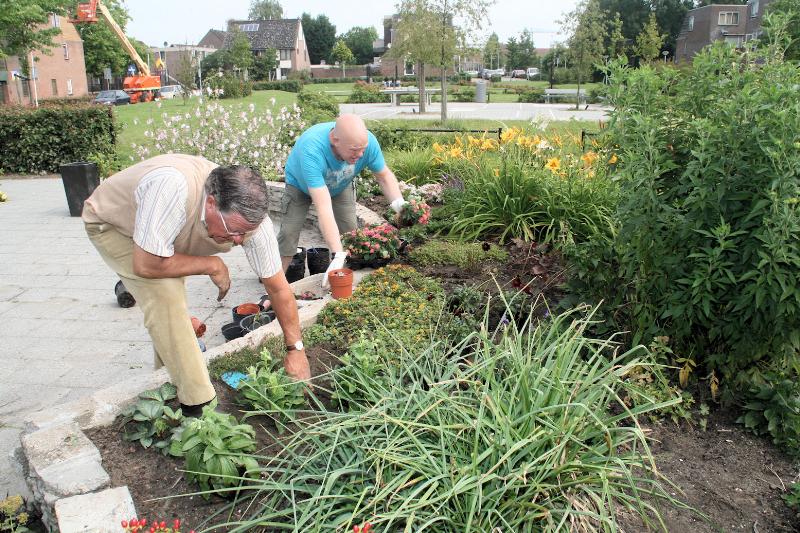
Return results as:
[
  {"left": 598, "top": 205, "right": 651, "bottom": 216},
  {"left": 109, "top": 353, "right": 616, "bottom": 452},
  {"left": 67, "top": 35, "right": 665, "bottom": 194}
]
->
[
  {"left": 0, "top": 104, "right": 116, "bottom": 173},
  {"left": 408, "top": 239, "right": 509, "bottom": 269},
  {"left": 213, "top": 308, "right": 686, "bottom": 531},
  {"left": 738, "top": 371, "right": 800, "bottom": 457},
  {"left": 297, "top": 89, "right": 339, "bottom": 125},
  {"left": 450, "top": 86, "right": 475, "bottom": 102},
  {"left": 574, "top": 44, "right": 800, "bottom": 388},
  {"left": 518, "top": 88, "right": 544, "bottom": 103},
  {"left": 251, "top": 79, "right": 303, "bottom": 92},
  {"left": 346, "top": 81, "right": 390, "bottom": 103},
  {"left": 383, "top": 147, "right": 438, "bottom": 183},
  {"left": 205, "top": 74, "right": 252, "bottom": 99}
]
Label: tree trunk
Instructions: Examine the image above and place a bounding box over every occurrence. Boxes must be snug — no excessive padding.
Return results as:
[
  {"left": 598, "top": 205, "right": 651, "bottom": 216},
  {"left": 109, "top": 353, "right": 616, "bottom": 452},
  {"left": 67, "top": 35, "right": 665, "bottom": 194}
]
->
[
  {"left": 417, "top": 62, "right": 426, "bottom": 113},
  {"left": 440, "top": 67, "right": 447, "bottom": 122}
]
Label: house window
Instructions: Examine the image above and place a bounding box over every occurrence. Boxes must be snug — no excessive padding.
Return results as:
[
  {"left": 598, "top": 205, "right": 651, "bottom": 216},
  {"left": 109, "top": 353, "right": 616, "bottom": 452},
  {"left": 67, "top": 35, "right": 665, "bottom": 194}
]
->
[
  {"left": 724, "top": 35, "right": 745, "bottom": 47},
  {"left": 750, "top": 0, "right": 759, "bottom": 17},
  {"left": 238, "top": 23, "right": 259, "bottom": 31},
  {"left": 404, "top": 61, "right": 414, "bottom": 76},
  {"left": 280, "top": 49, "right": 291, "bottom": 60},
  {"left": 21, "top": 80, "right": 29, "bottom": 97},
  {"left": 688, "top": 16, "right": 694, "bottom": 31},
  {"left": 67, "top": 78, "right": 73, "bottom": 95},
  {"left": 51, "top": 79, "right": 58, "bottom": 96},
  {"left": 718, "top": 12, "right": 740, "bottom": 26},
  {"left": 63, "top": 44, "right": 69, "bottom": 60},
  {"left": 51, "top": 13, "right": 60, "bottom": 27}
]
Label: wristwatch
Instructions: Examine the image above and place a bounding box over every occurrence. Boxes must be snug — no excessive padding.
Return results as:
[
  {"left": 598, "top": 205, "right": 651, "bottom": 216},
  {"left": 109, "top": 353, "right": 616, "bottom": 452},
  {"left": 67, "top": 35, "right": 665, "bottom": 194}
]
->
[{"left": 286, "top": 340, "right": 304, "bottom": 351}]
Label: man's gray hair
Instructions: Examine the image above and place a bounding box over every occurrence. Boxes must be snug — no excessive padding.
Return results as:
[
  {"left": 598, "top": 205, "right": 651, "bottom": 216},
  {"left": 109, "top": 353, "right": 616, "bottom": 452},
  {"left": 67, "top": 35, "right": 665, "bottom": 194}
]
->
[{"left": 205, "top": 166, "right": 269, "bottom": 225}]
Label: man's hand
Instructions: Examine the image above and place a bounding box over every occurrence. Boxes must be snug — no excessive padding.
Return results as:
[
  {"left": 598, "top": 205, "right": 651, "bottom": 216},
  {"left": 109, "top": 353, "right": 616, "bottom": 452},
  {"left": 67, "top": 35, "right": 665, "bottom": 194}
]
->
[
  {"left": 209, "top": 256, "right": 231, "bottom": 301},
  {"left": 321, "top": 252, "right": 347, "bottom": 289},
  {"left": 284, "top": 349, "right": 311, "bottom": 381}
]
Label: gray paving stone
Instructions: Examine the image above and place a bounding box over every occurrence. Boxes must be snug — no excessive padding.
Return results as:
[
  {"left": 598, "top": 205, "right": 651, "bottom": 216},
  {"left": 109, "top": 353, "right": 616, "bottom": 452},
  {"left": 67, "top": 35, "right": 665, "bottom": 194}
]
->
[{"left": 55, "top": 487, "right": 138, "bottom": 533}]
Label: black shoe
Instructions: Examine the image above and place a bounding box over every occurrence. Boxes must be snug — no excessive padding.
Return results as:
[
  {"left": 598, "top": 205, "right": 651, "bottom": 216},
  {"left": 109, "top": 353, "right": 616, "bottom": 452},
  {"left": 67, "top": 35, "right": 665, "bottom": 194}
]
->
[
  {"left": 180, "top": 397, "right": 216, "bottom": 418},
  {"left": 115, "top": 280, "right": 136, "bottom": 308}
]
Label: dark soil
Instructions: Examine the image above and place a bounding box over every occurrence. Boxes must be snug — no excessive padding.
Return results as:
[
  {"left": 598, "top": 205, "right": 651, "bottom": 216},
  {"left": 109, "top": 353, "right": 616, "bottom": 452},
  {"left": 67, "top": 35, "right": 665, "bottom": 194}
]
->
[{"left": 85, "top": 216, "right": 800, "bottom": 531}]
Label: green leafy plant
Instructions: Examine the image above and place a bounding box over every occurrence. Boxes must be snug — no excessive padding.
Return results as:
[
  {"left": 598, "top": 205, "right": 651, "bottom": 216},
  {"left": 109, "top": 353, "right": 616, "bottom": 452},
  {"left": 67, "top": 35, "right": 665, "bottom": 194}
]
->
[
  {"left": 346, "top": 81, "right": 390, "bottom": 103},
  {"left": 169, "top": 404, "right": 259, "bottom": 497},
  {"left": 236, "top": 348, "right": 305, "bottom": 431},
  {"left": 782, "top": 482, "right": 800, "bottom": 512},
  {"left": 738, "top": 371, "right": 800, "bottom": 457},
  {"left": 408, "top": 239, "right": 509, "bottom": 270},
  {"left": 120, "top": 382, "right": 183, "bottom": 454},
  {"left": 331, "top": 336, "right": 392, "bottom": 408},
  {"left": 297, "top": 89, "right": 339, "bottom": 125},
  {"left": 384, "top": 147, "right": 439, "bottom": 184}
]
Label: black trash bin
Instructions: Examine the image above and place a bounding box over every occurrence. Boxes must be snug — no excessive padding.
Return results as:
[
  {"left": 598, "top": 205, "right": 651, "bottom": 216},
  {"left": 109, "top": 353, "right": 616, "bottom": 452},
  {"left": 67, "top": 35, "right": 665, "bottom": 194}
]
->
[{"left": 59, "top": 162, "right": 100, "bottom": 217}]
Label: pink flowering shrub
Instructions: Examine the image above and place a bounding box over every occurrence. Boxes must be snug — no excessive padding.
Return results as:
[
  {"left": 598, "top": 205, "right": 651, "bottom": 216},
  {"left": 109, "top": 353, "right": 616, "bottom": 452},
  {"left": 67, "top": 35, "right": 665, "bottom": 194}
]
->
[
  {"left": 342, "top": 223, "right": 401, "bottom": 260},
  {"left": 130, "top": 98, "right": 305, "bottom": 180},
  {"left": 398, "top": 198, "right": 431, "bottom": 226}
]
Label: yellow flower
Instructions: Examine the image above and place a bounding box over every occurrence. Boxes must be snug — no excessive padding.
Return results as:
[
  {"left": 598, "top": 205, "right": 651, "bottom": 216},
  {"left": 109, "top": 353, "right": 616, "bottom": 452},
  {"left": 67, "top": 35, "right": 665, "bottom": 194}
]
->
[
  {"left": 493, "top": 168, "right": 500, "bottom": 177},
  {"left": 551, "top": 134, "right": 563, "bottom": 147},
  {"left": 468, "top": 135, "right": 481, "bottom": 147},
  {"left": 449, "top": 146, "right": 463, "bottom": 158},
  {"left": 500, "top": 127, "right": 520, "bottom": 144},
  {"left": 432, "top": 142, "right": 444, "bottom": 153},
  {"left": 608, "top": 153, "right": 618, "bottom": 165},
  {"left": 581, "top": 151, "right": 598, "bottom": 167},
  {"left": 481, "top": 139, "right": 497, "bottom": 151},
  {"left": 545, "top": 158, "right": 561, "bottom": 173}
]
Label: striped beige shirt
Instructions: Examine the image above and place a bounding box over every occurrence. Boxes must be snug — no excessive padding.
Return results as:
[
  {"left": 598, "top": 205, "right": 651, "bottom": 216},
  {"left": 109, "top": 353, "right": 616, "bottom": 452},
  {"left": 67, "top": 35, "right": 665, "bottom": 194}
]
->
[{"left": 133, "top": 167, "right": 281, "bottom": 279}]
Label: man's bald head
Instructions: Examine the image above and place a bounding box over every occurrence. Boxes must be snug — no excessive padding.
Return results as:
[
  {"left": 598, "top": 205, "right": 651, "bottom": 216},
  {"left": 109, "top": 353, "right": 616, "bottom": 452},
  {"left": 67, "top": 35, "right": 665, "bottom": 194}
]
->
[{"left": 330, "top": 114, "right": 369, "bottom": 163}]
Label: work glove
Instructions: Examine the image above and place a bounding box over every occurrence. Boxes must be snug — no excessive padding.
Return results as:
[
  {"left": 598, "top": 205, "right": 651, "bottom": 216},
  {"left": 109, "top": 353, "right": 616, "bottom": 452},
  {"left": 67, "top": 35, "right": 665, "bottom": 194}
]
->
[
  {"left": 321, "top": 252, "right": 348, "bottom": 290},
  {"left": 389, "top": 198, "right": 408, "bottom": 214}
]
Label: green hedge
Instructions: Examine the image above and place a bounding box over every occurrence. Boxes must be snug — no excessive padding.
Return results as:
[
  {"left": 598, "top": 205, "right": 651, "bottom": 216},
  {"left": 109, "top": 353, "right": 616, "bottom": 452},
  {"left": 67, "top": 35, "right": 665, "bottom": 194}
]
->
[
  {"left": 0, "top": 105, "right": 116, "bottom": 174},
  {"left": 252, "top": 79, "right": 303, "bottom": 92}
]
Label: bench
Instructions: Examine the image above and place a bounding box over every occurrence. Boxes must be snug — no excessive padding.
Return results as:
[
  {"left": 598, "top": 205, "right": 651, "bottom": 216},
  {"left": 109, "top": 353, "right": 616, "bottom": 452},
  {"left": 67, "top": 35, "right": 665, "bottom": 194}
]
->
[
  {"left": 380, "top": 87, "right": 441, "bottom": 107},
  {"left": 544, "top": 88, "right": 587, "bottom": 104}
]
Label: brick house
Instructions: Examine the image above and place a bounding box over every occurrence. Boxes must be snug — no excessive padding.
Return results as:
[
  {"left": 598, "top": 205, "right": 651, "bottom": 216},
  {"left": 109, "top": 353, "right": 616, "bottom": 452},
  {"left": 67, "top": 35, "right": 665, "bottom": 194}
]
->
[
  {"left": 675, "top": 0, "right": 772, "bottom": 63},
  {"left": 0, "top": 14, "right": 89, "bottom": 105},
  {"left": 198, "top": 29, "right": 226, "bottom": 49},
  {"left": 148, "top": 44, "right": 217, "bottom": 83},
  {"left": 223, "top": 19, "right": 311, "bottom": 79}
]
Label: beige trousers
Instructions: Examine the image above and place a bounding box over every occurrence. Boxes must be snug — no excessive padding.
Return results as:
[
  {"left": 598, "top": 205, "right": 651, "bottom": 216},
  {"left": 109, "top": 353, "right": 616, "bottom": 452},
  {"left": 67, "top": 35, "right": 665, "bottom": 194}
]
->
[{"left": 85, "top": 222, "right": 216, "bottom": 406}]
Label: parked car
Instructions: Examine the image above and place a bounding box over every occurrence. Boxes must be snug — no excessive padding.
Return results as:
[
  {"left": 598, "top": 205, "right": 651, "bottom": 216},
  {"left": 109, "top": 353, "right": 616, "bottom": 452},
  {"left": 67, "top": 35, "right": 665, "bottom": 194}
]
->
[
  {"left": 463, "top": 70, "right": 479, "bottom": 78},
  {"left": 93, "top": 90, "right": 130, "bottom": 105},
  {"left": 481, "top": 68, "right": 505, "bottom": 79},
  {"left": 158, "top": 85, "right": 183, "bottom": 100},
  {"left": 511, "top": 69, "right": 527, "bottom": 78},
  {"left": 526, "top": 67, "right": 540, "bottom": 80}
]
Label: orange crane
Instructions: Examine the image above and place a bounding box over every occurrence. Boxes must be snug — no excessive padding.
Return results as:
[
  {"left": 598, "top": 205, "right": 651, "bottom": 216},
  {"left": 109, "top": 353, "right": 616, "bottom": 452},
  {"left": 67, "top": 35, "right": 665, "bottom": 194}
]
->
[{"left": 72, "top": 0, "right": 160, "bottom": 103}]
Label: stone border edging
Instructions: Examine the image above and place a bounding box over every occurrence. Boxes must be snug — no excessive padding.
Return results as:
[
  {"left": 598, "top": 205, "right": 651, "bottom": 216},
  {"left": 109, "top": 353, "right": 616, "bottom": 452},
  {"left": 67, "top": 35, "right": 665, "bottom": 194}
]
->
[{"left": 15, "top": 202, "right": 381, "bottom": 532}]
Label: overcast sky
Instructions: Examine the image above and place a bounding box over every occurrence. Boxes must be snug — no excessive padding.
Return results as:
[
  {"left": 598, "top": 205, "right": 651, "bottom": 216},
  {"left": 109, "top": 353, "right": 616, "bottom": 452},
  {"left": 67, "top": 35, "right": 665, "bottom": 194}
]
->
[{"left": 125, "top": 0, "right": 578, "bottom": 49}]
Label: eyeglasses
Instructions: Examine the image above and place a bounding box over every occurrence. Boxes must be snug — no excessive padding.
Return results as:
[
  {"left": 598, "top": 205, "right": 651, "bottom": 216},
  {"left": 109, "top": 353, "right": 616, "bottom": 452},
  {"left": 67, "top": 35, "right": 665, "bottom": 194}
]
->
[{"left": 216, "top": 208, "right": 247, "bottom": 237}]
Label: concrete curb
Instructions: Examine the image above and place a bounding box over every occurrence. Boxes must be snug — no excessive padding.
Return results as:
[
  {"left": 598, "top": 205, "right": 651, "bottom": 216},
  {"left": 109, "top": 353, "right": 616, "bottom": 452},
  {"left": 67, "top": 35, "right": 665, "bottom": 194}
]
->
[{"left": 16, "top": 265, "right": 373, "bottom": 531}]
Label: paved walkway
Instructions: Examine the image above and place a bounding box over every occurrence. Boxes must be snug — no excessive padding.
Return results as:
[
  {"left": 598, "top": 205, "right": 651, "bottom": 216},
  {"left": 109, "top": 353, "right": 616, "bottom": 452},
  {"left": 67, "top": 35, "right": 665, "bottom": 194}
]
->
[
  {"left": 339, "top": 101, "right": 610, "bottom": 123},
  {"left": 0, "top": 176, "right": 324, "bottom": 498}
]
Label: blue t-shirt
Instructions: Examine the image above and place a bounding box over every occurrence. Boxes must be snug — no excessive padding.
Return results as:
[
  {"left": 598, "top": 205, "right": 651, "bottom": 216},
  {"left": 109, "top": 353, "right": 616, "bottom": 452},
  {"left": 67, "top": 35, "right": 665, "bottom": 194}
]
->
[{"left": 284, "top": 121, "right": 386, "bottom": 197}]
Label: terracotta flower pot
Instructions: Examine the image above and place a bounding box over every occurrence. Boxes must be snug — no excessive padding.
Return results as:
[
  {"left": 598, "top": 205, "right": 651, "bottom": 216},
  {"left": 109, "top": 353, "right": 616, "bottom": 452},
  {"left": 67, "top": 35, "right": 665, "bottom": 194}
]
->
[
  {"left": 232, "top": 302, "right": 262, "bottom": 324},
  {"left": 328, "top": 268, "right": 353, "bottom": 300},
  {"left": 190, "top": 316, "right": 206, "bottom": 338}
]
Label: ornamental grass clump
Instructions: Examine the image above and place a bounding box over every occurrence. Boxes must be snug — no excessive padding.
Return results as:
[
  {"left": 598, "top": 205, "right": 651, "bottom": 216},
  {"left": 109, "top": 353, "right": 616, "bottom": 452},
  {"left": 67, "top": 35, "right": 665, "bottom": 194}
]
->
[{"left": 209, "top": 307, "right": 687, "bottom": 531}]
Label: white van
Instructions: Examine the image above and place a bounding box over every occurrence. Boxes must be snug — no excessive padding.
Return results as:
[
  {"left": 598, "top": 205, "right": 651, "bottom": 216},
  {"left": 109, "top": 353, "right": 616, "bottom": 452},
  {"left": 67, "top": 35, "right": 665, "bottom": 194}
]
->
[
  {"left": 526, "top": 68, "right": 540, "bottom": 79},
  {"left": 159, "top": 85, "right": 183, "bottom": 99}
]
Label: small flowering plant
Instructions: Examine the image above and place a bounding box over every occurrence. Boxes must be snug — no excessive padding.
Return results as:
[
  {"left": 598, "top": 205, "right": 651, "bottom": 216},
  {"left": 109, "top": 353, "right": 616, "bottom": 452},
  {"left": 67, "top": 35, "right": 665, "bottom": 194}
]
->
[
  {"left": 342, "top": 223, "right": 401, "bottom": 261},
  {"left": 400, "top": 198, "right": 431, "bottom": 226},
  {"left": 121, "top": 517, "right": 192, "bottom": 533}
]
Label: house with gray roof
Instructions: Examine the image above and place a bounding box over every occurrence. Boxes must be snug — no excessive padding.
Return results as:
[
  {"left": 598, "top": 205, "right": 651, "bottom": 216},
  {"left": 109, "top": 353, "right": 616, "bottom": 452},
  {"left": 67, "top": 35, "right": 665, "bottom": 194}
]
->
[{"left": 224, "top": 19, "right": 310, "bottom": 79}]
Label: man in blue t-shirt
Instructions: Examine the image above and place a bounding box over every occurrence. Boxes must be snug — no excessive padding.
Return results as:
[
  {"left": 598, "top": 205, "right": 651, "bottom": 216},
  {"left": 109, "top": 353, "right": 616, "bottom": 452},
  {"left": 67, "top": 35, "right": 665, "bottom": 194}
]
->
[{"left": 278, "top": 114, "right": 407, "bottom": 288}]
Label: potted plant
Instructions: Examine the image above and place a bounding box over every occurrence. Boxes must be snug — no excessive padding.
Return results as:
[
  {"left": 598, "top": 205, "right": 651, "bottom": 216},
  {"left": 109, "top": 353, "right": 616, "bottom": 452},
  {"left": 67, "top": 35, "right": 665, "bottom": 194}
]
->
[{"left": 342, "top": 223, "right": 401, "bottom": 270}]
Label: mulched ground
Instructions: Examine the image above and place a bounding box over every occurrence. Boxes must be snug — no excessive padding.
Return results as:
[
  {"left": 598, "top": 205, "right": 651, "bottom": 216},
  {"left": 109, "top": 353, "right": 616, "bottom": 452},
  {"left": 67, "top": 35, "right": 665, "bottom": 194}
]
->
[{"left": 85, "top": 212, "right": 800, "bottom": 531}]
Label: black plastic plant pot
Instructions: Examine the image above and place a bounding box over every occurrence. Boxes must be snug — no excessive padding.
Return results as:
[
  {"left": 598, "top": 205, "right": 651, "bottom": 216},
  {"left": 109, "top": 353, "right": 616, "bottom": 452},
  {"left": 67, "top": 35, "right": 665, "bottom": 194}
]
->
[
  {"left": 221, "top": 322, "right": 245, "bottom": 341},
  {"left": 285, "top": 262, "right": 305, "bottom": 283},
  {"left": 59, "top": 162, "right": 100, "bottom": 217},
  {"left": 306, "top": 247, "right": 331, "bottom": 274},
  {"left": 292, "top": 247, "right": 307, "bottom": 266},
  {"left": 239, "top": 310, "right": 277, "bottom": 333},
  {"left": 232, "top": 302, "right": 263, "bottom": 324},
  {"left": 347, "top": 256, "right": 391, "bottom": 270}
]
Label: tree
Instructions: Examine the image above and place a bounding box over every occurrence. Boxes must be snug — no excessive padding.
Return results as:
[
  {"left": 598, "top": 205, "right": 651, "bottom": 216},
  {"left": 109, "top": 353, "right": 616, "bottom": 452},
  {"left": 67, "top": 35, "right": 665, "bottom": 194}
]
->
[
  {"left": 563, "top": 0, "right": 607, "bottom": 109},
  {"left": 301, "top": 13, "right": 336, "bottom": 64},
  {"left": 634, "top": 12, "right": 666, "bottom": 61},
  {"left": 248, "top": 0, "right": 283, "bottom": 20},
  {"left": 251, "top": 49, "right": 278, "bottom": 80},
  {"left": 607, "top": 12, "right": 627, "bottom": 59},
  {"left": 506, "top": 29, "right": 536, "bottom": 69},
  {"left": 330, "top": 39, "right": 354, "bottom": 77},
  {"left": 483, "top": 32, "right": 501, "bottom": 69},
  {"left": 652, "top": 0, "right": 694, "bottom": 55},
  {"left": 201, "top": 49, "right": 227, "bottom": 74},
  {"left": 172, "top": 48, "right": 197, "bottom": 103},
  {"left": 0, "top": 0, "right": 72, "bottom": 63},
  {"left": 392, "top": 0, "right": 493, "bottom": 121},
  {"left": 228, "top": 30, "right": 254, "bottom": 77},
  {"left": 341, "top": 26, "right": 379, "bottom": 65}
]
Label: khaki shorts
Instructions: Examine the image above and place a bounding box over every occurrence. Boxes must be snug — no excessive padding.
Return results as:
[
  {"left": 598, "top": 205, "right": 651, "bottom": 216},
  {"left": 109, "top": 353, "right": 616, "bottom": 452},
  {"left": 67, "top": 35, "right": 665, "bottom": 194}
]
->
[{"left": 277, "top": 184, "right": 358, "bottom": 257}]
